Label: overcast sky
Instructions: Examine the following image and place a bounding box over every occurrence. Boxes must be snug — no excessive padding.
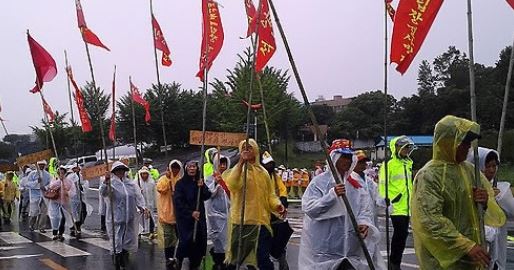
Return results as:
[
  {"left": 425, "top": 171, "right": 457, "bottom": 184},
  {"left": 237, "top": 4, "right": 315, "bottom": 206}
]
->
[{"left": 1, "top": 1, "right": 513, "bottom": 134}]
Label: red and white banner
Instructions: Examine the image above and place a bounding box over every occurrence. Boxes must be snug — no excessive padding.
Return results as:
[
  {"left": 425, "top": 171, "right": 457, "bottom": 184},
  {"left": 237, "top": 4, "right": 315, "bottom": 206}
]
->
[
  {"left": 196, "top": 0, "right": 224, "bottom": 81},
  {"left": 66, "top": 66, "right": 92, "bottom": 132},
  {"left": 130, "top": 80, "right": 151, "bottom": 123}
]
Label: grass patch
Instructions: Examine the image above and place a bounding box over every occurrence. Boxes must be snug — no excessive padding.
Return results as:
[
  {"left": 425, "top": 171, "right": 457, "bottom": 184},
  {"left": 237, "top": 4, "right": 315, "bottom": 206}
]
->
[{"left": 271, "top": 142, "right": 325, "bottom": 169}]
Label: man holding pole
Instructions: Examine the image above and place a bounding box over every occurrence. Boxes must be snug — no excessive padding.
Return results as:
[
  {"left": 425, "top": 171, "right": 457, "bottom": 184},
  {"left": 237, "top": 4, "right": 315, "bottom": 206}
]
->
[
  {"left": 412, "top": 115, "right": 506, "bottom": 269},
  {"left": 26, "top": 160, "right": 51, "bottom": 232}
]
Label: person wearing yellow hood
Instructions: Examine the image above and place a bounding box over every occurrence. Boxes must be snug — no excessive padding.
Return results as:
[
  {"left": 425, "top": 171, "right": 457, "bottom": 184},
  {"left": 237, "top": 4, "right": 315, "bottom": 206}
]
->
[
  {"left": 412, "top": 115, "right": 506, "bottom": 270},
  {"left": 379, "top": 135, "right": 416, "bottom": 269},
  {"left": 223, "top": 139, "right": 285, "bottom": 269},
  {"left": 203, "top": 147, "right": 219, "bottom": 179}
]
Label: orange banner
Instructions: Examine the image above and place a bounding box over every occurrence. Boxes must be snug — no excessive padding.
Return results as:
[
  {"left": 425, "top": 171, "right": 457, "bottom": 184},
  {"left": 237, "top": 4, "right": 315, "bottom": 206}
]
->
[
  {"left": 16, "top": 149, "right": 53, "bottom": 168},
  {"left": 189, "top": 130, "right": 246, "bottom": 147}
]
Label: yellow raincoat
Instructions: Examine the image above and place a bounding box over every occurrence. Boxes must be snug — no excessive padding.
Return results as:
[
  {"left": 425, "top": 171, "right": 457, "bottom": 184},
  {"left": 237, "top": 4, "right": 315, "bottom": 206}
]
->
[
  {"left": 412, "top": 115, "right": 506, "bottom": 270},
  {"left": 223, "top": 139, "right": 282, "bottom": 266}
]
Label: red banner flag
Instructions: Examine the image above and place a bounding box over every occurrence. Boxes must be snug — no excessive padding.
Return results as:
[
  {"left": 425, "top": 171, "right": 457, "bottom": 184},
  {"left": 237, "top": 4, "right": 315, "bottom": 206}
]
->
[
  {"left": 390, "top": 0, "right": 444, "bottom": 74},
  {"left": 254, "top": 0, "right": 276, "bottom": 73},
  {"left": 507, "top": 0, "right": 514, "bottom": 9},
  {"left": 130, "top": 80, "right": 151, "bottom": 123},
  {"left": 196, "top": 0, "right": 224, "bottom": 81},
  {"left": 27, "top": 33, "right": 57, "bottom": 93},
  {"left": 244, "top": 0, "right": 257, "bottom": 37},
  {"left": 66, "top": 66, "right": 93, "bottom": 132},
  {"left": 42, "top": 97, "right": 56, "bottom": 123},
  {"left": 386, "top": 0, "right": 396, "bottom": 21},
  {"left": 108, "top": 68, "right": 116, "bottom": 141},
  {"left": 75, "top": 0, "right": 110, "bottom": 51},
  {"left": 152, "top": 15, "right": 172, "bottom": 67}
]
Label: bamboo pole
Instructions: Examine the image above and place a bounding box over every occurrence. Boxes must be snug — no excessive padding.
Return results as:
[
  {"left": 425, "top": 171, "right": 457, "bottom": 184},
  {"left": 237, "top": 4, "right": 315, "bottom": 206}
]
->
[
  {"left": 383, "top": 2, "right": 392, "bottom": 270},
  {"left": 256, "top": 75, "right": 273, "bottom": 154},
  {"left": 497, "top": 39, "right": 514, "bottom": 156},
  {"left": 149, "top": 0, "right": 169, "bottom": 158},
  {"left": 129, "top": 76, "right": 139, "bottom": 170},
  {"left": 64, "top": 50, "right": 75, "bottom": 124},
  {"left": 37, "top": 90, "right": 59, "bottom": 161},
  {"left": 111, "top": 66, "right": 117, "bottom": 160},
  {"left": 466, "top": 0, "right": 486, "bottom": 248},
  {"left": 267, "top": 0, "right": 375, "bottom": 268},
  {"left": 0, "top": 119, "right": 8, "bottom": 136}
]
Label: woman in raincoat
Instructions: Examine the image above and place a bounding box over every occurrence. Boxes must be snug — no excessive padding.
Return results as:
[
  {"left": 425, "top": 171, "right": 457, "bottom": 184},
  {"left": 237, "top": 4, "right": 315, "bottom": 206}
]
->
[
  {"left": 205, "top": 155, "right": 231, "bottom": 269},
  {"left": 100, "top": 161, "right": 146, "bottom": 270},
  {"left": 47, "top": 166, "right": 76, "bottom": 241},
  {"left": 0, "top": 172, "right": 19, "bottom": 223},
  {"left": 298, "top": 139, "right": 379, "bottom": 270},
  {"left": 223, "top": 139, "right": 285, "bottom": 269},
  {"left": 68, "top": 163, "right": 90, "bottom": 238},
  {"left": 156, "top": 160, "right": 183, "bottom": 268},
  {"left": 173, "top": 160, "right": 211, "bottom": 270},
  {"left": 137, "top": 166, "right": 157, "bottom": 237},
  {"left": 25, "top": 160, "right": 51, "bottom": 232},
  {"left": 412, "top": 115, "right": 506, "bottom": 270},
  {"left": 466, "top": 147, "right": 514, "bottom": 270}
]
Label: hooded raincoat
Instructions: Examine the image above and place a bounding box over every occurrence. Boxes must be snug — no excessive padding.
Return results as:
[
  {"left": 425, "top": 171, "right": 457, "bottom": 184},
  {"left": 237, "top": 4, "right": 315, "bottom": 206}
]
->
[
  {"left": 25, "top": 168, "right": 51, "bottom": 217},
  {"left": 67, "top": 170, "right": 92, "bottom": 223},
  {"left": 466, "top": 147, "right": 514, "bottom": 270},
  {"left": 298, "top": 150, "right": 385, "bottom": 270},
  {"left": 47, "top": 174, "right": 76, "bottom": 231},
  {"left": 137, "top": 167, "right": 157, "bottom": 234},
  {"left": 378, "top": 136, "right": 413, "bottom": 216},
  {"left": 100, "top": 169, "right": 146, "bottom": 254},
  {"left": 203, "top": 147, "right": 218, "bottom": 179},
  {"left": 205, "top": 155, "right": 231, "bottom": 253},
  {"left": 156, "top": 160, "right": 183, "bottom": 250},
  {"left": 412, "top": 115, "right": 506, "bottom": 270},
  {"left": 223, "top": 139, "right": 282, "bottom": 266}
]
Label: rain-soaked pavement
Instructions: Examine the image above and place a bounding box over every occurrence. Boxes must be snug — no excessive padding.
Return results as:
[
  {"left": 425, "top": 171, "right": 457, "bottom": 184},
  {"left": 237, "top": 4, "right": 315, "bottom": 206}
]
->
[{"left": 0, "top": 188, "right": 512, "bottom": 270}]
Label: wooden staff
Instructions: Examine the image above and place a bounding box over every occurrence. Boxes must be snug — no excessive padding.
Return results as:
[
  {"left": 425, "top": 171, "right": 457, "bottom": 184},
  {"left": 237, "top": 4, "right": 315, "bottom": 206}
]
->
[{"left": 497, "top": 38, "right": 514, "bottom": 156}]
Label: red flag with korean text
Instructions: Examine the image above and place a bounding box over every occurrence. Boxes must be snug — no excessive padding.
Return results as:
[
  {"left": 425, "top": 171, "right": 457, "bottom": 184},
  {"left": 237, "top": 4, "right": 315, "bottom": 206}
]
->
[
  {"left": 130, "top": 80, "right": 151, "bottom": 123},
  {"left": 390, "top": 0, "right": 444, "bottom": 74},
  {"left": 254, "top": 0, "right": 276, "bottom": 73},
  {"left": 66, "top": 66, "right": 93, "bottom": 132},
  {"left": 244, "top": 0, "right": 257, "bottom": 37},
  {"left": 75, "top": 0, "right": 110, "bottom": 51},
  {"left": 196, "top": 0, "right": 224, "bottom": 81},
  {"left": 27, "top": 33, "right": 57, "bottom": 93},
  {"left": 152, "top": 15, "right": 172, "bottom": 67},
  {"left": 42, "top": 97, "right": 56, "bottom": 123},
  {"left": 386, "top": 0, "right": 396, "bottom": 21},
  {"left": 507, "top": 0, "right": 514, "bottom": 10},
  {"left": 108, "top": 68, "right": 116, "bottom": 141}
]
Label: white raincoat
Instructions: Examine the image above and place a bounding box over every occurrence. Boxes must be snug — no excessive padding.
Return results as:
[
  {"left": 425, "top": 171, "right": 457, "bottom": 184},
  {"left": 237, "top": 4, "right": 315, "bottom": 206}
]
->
[
  {"left": 67, "top": 171, "right": 92, "bottom": 222},
  {"left": 299, "top": 151, "right": 385, "bottom": 270},
  {"left": 467, "top": 147, "right": 514, "bottom": 270},
  {"left": 137, "top": 168, "right": 156, "bottom": 234},
  {"left": 100, "top": 170, "right": 146, "bottom": 254},
  {"left": 205, "top": 155, "right": 231, "bottom": 253},
  {"left": 25, "top": 169, "right": 51, "bottom": 217}
]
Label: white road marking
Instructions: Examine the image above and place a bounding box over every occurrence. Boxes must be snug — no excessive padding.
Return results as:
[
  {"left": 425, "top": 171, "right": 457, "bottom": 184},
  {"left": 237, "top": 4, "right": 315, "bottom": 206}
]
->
[
  {"left": 381, "top": 248, "right": 416, "bottom": 257},
  {"left": 0, "top": 254, "right": 43, "bottom": 260},
  {"left": 89, "top": 188, "right": 99, "bottom": 191},
  {"left": 0, "top": 232, "right": 33, "bottom": 244},
  {"left": 80, "top": 238, "right": 111, "bottom": 251},
  {"left": 401, "top": 262, "right": 420, "bottom": 269},
  {"left": 37, "top": 241, "right": 91, "bottom": 257},
  {"left": 0, "top": 246, "right": 25, "bottom": 251}
]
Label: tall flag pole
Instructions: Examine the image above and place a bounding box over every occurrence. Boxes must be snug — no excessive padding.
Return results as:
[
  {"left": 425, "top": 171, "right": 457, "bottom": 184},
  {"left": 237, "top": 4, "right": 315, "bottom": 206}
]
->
[
  {"left": 109, "top": 66, "right": 117, "bottom": 160},
  {"left": 149, "top": 0, "right": 171, "bottom": 158},
  {"left": 26, "top": 30, "right": 59, "bottom": 160},
  {"left": 192, "top": 0, "right": 224, "bottom": 243},
  {"left": 466, "top": 0, "right": 486, "bottom": 249},
  {"left": 129, "top": 77, "right": 140, "bottom": 170},
  {"left": 266, "top": 0, "right": 376, "bottom": 268},
  {"left": 64, "top": 50, "right": 75, "bottom": 124},
  {"left": 390, "top": 0, "right": 444, "bottom": 74},
  {"left": 498, "top": 4, "right": 514, "bottom": 156},
  {"left": 0, "top": 101, "right": 8, "bottom": 136},
  {"left": 382, "top": 1, "right": 392, "bottom": 269}
]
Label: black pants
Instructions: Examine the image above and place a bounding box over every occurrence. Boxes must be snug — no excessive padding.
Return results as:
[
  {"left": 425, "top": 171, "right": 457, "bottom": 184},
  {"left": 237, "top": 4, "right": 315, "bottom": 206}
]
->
[
  {"left": 390, "top": 215, "right": 410, "bottom": 266},
  {"left": 53, "top": 209, "right": 66, "bottom": 235}
]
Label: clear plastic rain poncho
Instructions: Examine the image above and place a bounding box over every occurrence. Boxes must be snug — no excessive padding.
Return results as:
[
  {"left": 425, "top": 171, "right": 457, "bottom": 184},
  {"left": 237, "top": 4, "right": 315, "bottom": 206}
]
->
[
  {"left": 136, "top": 167, "right": 156, "bottom": 234},
  {"left": 25, "top": 168, "right": 51, "bottom": 217},
  {"left": 100, "top": 164, "right": 146, "bottom": 254},
  {"left": 205, "top": 155, "right": 231, "bottom": 253},
  {"left": 298, "top": 149, "right": 386, "bottom": 270},
  {"left": 466, "top": 147, "right": 514, "bottom": 270},
  {"left": 47, "top": 172, "right": 76, "bottom": 231},
  {"left": 412, "top": 115, "right": 506, "bottom": 270},
  {"left": 67, "top": 168, "right": 93, "bottom": 222}
]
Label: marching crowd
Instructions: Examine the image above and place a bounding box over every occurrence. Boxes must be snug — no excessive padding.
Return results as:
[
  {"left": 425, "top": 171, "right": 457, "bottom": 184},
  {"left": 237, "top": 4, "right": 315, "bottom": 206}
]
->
[{"left": 0, "top": 115, "right": 513, "bottom": 270}]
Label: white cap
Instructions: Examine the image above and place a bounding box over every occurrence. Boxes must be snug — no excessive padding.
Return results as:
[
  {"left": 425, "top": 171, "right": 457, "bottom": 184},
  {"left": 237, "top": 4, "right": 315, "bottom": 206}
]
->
[
  {"left": 36, "top": 160, "right": 47, "bottom": 165},
  {"left": 110, "top": 161, "right": 129, "bottom": 172},
  {"left": 261, "top": 151, "right": 274, "bottom": 165}
]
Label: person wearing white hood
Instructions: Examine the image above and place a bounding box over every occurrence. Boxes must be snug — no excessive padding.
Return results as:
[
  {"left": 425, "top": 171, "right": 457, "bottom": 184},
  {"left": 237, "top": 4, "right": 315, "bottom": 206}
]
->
[
  {"left": 467, "top": 147, "right": 514, "bottom": 270},
  {"left": 100, "top": 161, "right": 147, "bottom": 270},
  {"left": 67, "top": 163, "right": 90, "bottom": 238},
  {"left": 137, "top": 166, "right": 157, "bottom": 237},
  {"left": 46, "top": 166, "right": 76, "bottom": 241},
  {"left": 299, "top": 139, "right": 376, "bottom": 270},
  {"left": 205, "top": 154, "right": 231, "bottom": 269}
]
